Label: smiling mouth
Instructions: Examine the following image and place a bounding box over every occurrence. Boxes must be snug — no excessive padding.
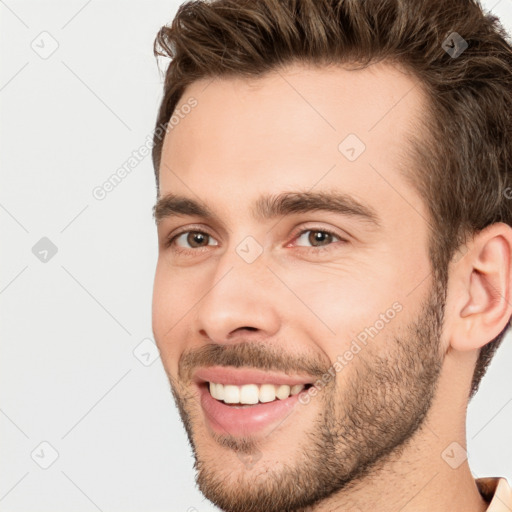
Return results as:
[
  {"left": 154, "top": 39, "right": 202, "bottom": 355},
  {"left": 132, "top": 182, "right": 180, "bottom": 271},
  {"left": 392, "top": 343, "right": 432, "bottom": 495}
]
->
[
  {"left": 207, "top": 381, "right": 313, "bottom": 406},
  {"left": 195, "top": 371, "right": 316, "bottom": 436}
]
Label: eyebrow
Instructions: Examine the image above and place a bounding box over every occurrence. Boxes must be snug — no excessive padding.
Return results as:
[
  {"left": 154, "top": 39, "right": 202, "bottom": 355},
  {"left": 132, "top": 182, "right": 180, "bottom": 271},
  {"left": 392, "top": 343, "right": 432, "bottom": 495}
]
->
[{"left": 153, "top": 191, "right": 381, "bottom": 228}]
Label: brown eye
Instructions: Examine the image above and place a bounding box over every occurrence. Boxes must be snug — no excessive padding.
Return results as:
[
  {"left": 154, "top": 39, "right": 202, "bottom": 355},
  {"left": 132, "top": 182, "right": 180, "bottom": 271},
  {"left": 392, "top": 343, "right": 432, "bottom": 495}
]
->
[
  {"left": 295, "top": 229, "right": 341, "bottom": 248},
  {"left": 308, "top": 231, "right": 334, "bottom": 246},
  {"left": 168, "top": 230, "right": 219, "bottom": 250},
  {"left": 186, "top": 232, "right": 209, "bottom": 247}
]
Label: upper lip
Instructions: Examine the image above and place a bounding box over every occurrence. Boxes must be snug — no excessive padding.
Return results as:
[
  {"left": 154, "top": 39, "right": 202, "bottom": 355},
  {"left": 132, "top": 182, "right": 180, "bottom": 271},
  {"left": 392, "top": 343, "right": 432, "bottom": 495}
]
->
[{"left": 192, "top": 366, "right": 316, "bottom": 387}]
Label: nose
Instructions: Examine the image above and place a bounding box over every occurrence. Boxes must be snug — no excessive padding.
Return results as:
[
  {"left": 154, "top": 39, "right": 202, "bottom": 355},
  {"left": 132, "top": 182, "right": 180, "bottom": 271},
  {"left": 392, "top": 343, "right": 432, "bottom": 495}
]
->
[{"left": 194, "top": 249, "right": 281, "bottom": 344}]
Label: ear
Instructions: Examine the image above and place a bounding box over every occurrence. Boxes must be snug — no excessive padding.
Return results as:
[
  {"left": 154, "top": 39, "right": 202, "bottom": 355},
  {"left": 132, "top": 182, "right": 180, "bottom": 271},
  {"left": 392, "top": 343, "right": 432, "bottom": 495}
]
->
[{"left": 446, "top": 222, "right": 512, "bottom": 352}]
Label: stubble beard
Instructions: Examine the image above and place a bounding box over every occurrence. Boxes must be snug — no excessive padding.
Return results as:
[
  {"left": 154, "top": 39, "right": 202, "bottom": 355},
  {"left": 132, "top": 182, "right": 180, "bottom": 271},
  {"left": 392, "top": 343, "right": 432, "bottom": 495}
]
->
[{"left": 168, "top": 280, "right": 445, "bottom": 512}]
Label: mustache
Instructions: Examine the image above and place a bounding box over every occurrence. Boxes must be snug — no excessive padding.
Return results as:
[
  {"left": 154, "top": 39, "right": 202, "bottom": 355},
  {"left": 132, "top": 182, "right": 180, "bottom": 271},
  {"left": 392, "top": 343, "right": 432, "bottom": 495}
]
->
[{"left": 178, "top": 341, "right": 332, "bottom": 383}]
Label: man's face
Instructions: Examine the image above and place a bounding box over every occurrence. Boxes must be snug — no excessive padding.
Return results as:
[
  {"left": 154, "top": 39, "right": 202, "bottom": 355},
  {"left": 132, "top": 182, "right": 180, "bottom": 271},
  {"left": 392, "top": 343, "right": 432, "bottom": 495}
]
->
[{"left": 152, "top": 62, "right": 446, "bottom": 511}]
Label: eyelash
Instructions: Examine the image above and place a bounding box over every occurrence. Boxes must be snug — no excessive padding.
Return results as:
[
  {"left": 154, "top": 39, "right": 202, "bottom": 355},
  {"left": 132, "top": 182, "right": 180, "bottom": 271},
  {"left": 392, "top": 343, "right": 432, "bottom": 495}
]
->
[{"left": 164, "top": 226, "right": 346, "bottom": 255}]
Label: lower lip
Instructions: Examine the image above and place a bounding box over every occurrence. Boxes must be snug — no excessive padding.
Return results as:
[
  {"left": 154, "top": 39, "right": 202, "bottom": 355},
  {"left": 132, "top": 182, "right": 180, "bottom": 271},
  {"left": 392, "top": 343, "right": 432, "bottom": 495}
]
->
[{"left": 198, "top": 384, "right": 304, "bottom": 437}]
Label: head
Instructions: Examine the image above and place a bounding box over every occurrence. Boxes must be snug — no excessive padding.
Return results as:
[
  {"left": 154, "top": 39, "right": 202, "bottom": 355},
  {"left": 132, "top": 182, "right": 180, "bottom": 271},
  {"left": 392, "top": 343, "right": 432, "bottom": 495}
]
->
[{"left": 151, "top": 0, "right": 512, "bottom": 510}]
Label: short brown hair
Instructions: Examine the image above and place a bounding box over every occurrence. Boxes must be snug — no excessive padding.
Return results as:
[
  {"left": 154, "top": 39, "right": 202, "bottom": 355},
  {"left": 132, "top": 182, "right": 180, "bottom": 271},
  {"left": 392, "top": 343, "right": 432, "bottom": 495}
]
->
[{"left": 152, "top": 0, "right": 512, "bottom": 399}]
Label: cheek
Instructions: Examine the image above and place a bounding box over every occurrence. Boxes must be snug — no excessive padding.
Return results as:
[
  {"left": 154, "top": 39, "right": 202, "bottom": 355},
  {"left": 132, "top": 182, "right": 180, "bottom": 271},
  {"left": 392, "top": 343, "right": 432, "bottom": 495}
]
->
[
  {"left": 281, "top": 264, "right": 408, "bottom": 365},
  {"left": 284, "top": 268, "right": 391, "bottom": 330}
]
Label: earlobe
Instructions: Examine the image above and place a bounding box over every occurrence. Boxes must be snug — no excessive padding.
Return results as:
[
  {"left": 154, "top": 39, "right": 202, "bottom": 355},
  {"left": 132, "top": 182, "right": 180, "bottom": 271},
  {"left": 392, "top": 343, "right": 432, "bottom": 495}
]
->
[{"left": 449, "top": 223, "right": 512, "bottom": 352}]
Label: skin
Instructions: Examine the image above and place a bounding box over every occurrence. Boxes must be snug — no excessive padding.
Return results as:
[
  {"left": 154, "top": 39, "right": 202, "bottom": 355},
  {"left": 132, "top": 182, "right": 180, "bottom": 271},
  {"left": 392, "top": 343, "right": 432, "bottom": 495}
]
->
[{"left": 152, "top": 61, "right": 512, "bottom": 511}]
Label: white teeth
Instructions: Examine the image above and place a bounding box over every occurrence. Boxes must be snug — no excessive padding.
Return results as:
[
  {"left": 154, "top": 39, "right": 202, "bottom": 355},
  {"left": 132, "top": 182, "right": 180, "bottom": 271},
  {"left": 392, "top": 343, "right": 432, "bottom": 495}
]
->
[
  {"left": 208, "top": 382, "right": 306, "bottom": 404},
  {"left": 209, "top": 382, "right": 224, "bottom": 400},
  {"left": 223, "top": 384, "right": 240, "bottom": 404},
  {"left": 259, "top": 384, "right": 276, "bottom": 403},
  {"left": 276, "top": 384, "right": 291, "bottom": 400},
  {"left": 240, "top": 384, "right": 259, "bottom": 404}
]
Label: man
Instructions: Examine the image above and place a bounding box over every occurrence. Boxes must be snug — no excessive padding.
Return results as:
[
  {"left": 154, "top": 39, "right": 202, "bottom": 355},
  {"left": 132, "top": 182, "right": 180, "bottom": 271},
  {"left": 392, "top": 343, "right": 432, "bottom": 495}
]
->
[{"left": 150, "top": 0, "right": 512, "bottom": 510}]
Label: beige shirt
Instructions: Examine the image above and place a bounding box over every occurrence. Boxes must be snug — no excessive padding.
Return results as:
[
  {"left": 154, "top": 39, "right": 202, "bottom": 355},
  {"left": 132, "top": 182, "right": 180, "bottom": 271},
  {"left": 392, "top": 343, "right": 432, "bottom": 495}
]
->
[{"left": 476, "top": 477, "right": 512, "bottom": 511}]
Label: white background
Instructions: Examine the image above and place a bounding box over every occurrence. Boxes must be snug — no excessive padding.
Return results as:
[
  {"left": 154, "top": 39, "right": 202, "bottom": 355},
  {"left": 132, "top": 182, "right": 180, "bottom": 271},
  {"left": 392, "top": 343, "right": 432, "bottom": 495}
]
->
[{"left": 1, "top": 1, "right": 512, "bottom": 511}]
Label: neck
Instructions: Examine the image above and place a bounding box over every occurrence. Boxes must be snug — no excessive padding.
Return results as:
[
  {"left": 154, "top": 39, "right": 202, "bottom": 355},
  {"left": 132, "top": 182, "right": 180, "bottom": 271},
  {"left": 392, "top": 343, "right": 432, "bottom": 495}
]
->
[{"left": 306, "top": 432, "right": 488, "bottom": 512}]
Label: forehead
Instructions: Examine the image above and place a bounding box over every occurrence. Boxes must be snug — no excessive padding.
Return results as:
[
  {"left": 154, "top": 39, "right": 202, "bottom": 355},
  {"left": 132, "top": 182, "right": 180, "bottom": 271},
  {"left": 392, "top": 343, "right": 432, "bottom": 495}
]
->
[{"left": 158, "top": 61, "right": 428, "bottom": 227}]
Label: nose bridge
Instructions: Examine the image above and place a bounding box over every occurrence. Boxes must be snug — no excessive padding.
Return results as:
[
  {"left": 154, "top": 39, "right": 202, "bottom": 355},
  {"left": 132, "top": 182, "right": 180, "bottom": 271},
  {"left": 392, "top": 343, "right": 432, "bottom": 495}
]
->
[{"left": 194, "top": 238, "right": 280, "bottom": 342}]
